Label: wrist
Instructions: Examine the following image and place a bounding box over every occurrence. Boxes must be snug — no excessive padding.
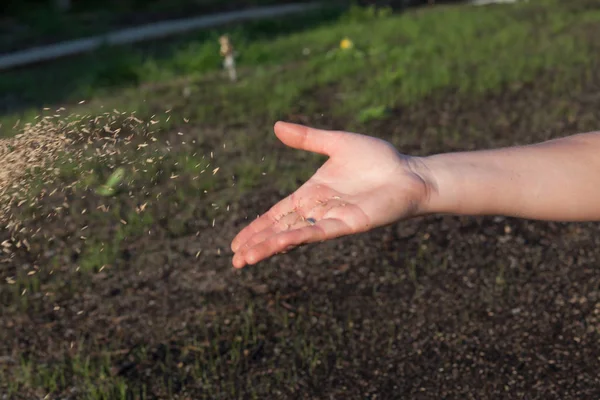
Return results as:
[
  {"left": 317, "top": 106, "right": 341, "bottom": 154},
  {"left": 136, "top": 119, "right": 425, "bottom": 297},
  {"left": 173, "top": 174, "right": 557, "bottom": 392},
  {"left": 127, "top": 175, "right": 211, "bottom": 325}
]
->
[{"left": 406, "top": 154, "right": 463, "bottom": 216}]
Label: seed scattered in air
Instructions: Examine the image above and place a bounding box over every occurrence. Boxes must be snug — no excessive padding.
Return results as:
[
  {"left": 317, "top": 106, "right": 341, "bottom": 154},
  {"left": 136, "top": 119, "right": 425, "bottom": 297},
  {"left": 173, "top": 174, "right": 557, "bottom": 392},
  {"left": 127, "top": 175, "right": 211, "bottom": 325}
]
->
[{"left": 0, "top": 107, "right": 238, "bottom": 272}]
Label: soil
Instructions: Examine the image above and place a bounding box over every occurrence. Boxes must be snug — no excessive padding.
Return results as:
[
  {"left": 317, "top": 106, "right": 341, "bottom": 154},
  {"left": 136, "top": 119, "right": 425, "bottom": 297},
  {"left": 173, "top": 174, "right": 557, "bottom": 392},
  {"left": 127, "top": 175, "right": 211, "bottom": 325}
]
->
[{"left": 3, "top": 30, "right": 600, "bottom": 399}]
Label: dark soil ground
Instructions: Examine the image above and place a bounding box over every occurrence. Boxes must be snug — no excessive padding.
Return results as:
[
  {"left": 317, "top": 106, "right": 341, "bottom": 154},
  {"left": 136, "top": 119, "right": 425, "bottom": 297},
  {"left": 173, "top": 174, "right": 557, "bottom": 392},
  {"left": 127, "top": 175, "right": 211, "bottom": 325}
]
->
[
  {"left": 2, "top": 66, "right": 600, "bottom": 398},
  {"left": 2, "top": 2, "right": 600, "bottom": 399}
]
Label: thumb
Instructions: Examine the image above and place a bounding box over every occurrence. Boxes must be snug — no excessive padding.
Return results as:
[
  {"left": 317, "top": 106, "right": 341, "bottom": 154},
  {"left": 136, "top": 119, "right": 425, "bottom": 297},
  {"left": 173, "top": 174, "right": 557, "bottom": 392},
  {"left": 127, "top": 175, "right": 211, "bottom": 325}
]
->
[{"left": 274, "top": 121, "right": 344, "bottom": 156}]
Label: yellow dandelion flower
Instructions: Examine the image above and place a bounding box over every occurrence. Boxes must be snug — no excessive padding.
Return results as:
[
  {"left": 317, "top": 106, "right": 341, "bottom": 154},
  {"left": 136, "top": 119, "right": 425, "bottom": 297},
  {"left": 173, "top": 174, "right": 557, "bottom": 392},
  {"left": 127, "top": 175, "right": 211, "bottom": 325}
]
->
[{"left": 340, "top": 38, "right": 353, "bottom": 50}]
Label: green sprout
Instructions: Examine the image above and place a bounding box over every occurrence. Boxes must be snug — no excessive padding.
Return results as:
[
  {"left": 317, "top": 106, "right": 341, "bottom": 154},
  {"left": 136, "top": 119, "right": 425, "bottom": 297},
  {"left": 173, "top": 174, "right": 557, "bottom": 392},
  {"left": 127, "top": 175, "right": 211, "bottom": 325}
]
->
[{"left": 96, "top": 167, "right": 125, "bottom": 197}]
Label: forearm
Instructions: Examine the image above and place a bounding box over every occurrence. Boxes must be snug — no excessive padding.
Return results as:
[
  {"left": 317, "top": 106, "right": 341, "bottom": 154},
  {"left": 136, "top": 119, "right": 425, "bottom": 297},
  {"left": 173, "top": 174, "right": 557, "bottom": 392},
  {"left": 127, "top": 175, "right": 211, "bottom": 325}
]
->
[{"left": 418, "top": 131, "right": 600, "bottom": 221}]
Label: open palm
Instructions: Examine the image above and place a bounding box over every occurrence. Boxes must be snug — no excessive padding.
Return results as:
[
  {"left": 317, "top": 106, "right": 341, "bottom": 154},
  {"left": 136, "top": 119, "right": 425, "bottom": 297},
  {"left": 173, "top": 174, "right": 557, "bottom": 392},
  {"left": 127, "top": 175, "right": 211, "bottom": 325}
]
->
[{"left": 231, "top": 122, "right": 430, "bottom": 268}]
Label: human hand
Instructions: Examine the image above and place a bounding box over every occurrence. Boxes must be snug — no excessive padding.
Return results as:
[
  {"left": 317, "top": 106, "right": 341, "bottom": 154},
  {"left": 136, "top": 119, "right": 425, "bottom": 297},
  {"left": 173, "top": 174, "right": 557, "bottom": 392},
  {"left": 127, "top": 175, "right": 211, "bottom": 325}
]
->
[{"left": 230, "top": 122, "right": 433, "bottom": 268}]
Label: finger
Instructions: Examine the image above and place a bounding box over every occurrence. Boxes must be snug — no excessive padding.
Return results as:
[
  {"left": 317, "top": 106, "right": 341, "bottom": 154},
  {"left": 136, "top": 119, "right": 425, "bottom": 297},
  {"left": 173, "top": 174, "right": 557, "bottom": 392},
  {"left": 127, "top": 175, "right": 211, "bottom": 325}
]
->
[
  {"left": 231, "top": 186, "right": 322, "bottom": 252},
  {"left": 231, "top": 193, "right": 299, "bottom": 252},
  {"left": 274, "top": 121, "right": 345, "bottom": 157},
  {"left": 231, "top": 214, "right": 276, "bottom": 253},
  {"left": 232, "top": 223, "right": 322, "bottom": 269},
  {"left": 233, "top": 218, "right": 352, "bottom": 268},
  {"left": 236, "top": 222, "right": 289, "bottom": 253},
  {"left": 232, "top": 192, "right": 341, "bottom": 253}
]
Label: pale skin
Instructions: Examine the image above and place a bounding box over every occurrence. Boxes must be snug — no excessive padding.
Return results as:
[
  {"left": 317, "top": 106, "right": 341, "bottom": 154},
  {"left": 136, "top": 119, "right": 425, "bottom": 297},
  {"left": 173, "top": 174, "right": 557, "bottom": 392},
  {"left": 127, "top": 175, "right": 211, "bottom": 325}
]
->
[{"left": 231, "top": 121, "right": 600, "bottom": 269}]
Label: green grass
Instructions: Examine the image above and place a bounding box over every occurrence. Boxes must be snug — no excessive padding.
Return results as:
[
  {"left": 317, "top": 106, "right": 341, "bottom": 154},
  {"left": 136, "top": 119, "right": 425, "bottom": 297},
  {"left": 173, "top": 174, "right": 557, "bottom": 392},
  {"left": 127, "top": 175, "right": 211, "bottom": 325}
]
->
[
  {"left": 2, "top": 1, "right": 599, "bottom": 132},
  {"left": 1, "top": 295, "right": 371, "bottom": 398},
  {"left": 6, "top": 348, "right": 130, "bottom": 400},
  {"left": 0, "top": 4, "right": 345, "bottom": 118},
  {"left": 3, "top": 1, "right": 600, "bottom": 398}
]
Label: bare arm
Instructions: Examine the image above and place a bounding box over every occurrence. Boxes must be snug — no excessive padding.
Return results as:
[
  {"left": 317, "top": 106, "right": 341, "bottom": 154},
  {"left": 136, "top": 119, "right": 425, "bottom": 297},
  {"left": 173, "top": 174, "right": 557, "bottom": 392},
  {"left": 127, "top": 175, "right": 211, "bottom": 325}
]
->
[
  {"left": 231, "top": 124, "right": 600, "bottom": 268},
  {"left": 418, "top": 132, "right": 600, "bottom": 221}
]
